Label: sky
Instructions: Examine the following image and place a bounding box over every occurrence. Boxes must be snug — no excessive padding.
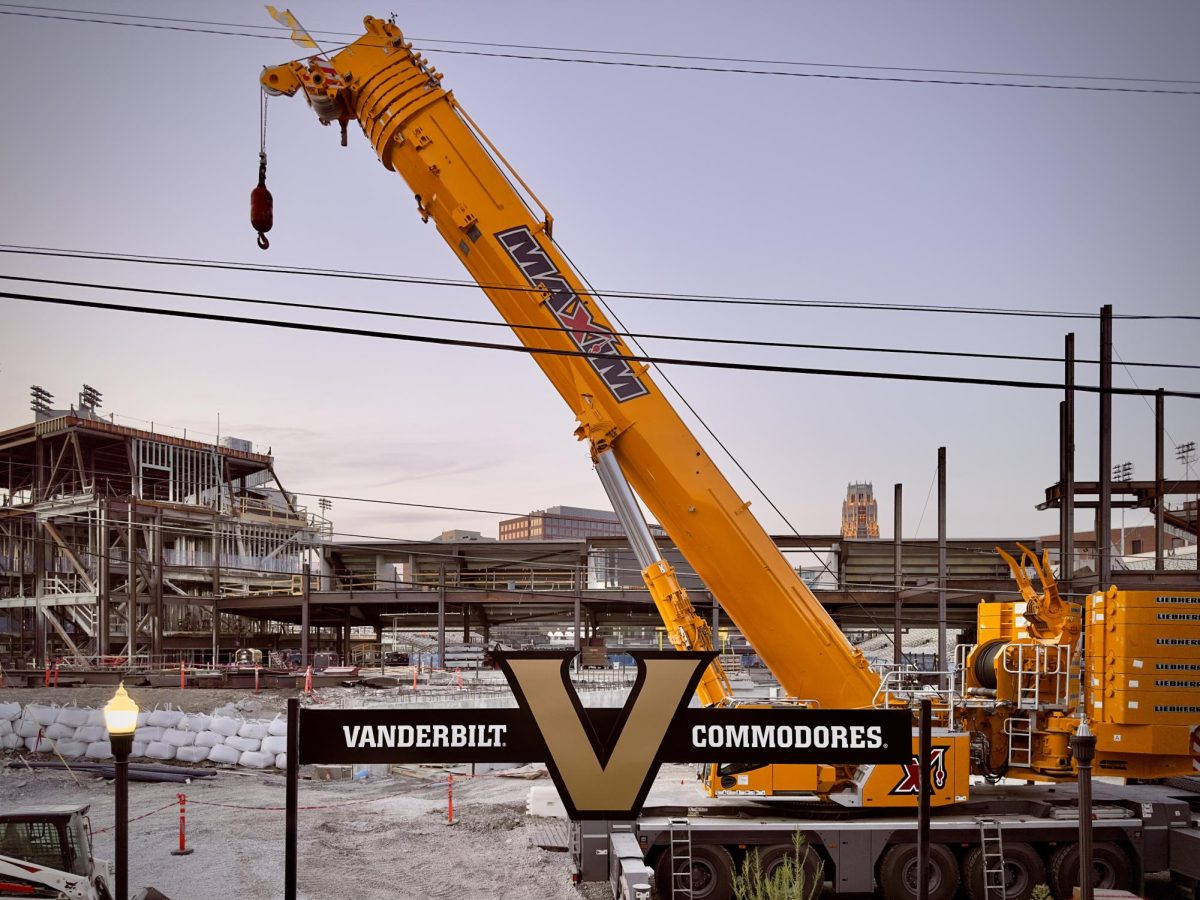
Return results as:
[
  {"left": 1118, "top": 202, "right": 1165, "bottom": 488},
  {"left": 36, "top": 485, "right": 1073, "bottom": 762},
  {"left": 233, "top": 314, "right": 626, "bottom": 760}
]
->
[{"left": 0, "top": 1, "right": 1197, "bottom": 546}]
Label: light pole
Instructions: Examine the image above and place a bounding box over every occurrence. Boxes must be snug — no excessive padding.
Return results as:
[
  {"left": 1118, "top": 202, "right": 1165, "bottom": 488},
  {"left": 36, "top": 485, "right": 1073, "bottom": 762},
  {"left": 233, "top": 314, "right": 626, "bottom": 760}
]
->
[
  {"left": 1177, "top": 442, "right": 1198, "bottom": 569},
  {"left": 1113, "top": 462, "right": 1133, "bottom": 566},
  {"left": 104, "top": 683, "right": 139, "bottom": 900}
]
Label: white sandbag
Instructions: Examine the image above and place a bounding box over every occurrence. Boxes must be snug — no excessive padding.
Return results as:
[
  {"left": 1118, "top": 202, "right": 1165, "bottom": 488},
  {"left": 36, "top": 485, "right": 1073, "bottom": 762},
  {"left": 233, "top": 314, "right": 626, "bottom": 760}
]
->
[
  {"left": 44, "top": 722, "right": 77, "bottom": 741},
  {"left": 86, "top": 709, "right": 105, "bottom": 726},
  {"left": 267, "top": 716, "right": 288, "bottom": 736},
  {"left": 132, "top": 741, "right": 147, "bottom": 758},
  {"left": 275, "top": 753, "right": 287, "bottom": 769},
  {"left": 25, "top": 735, "right": 54, "bottom": 753},
  {"left": 210, "top": 715, "right": 241, "bottom": 737},
  {"left": 238, "top": 750, "right": 274, "bottom": 769},
  {"left": 261, "top": 735, "right": 287, "bottom": 756},
  {"left": 162, "top": 728, "right": 195, "bottom": 748},
  {"left": 145, "top": 741, "right": 177, "bottom": 760},
  {"left": 183, "top": 714, "right": 211, "bottom": 733},
  {"left": 237, "top": 721, "right": 269, "bottom": 740},
  {"left": 0, "top": 719, "right": 12, "bottom": 737},
  {"left": 223, "top": 735, "right": 260, "bottom": 753},
  {"left": 85, "top": 741, "right": 114, "bottom": 760},
  {"left": 207, "top": 743, "right": 241, "bottom": 765},
  {"left": 134, "top": 726, "right": 164, "bottom": 743},
  {"left": 136, "top": 711, "right": 150, "bottom": 727},
  {"left": 27, "top": 704, "right": 59, "bottom": 727},
  {"left": 194, "top": 731, "right": 226, "bottom": 748},
  {"left": 56, "top": 706, "right": 90, "bottom": 727},
  {"left": 0, "top": 702, "right": 22, "bottom": 721},
  {"left": 16, "top": 719, "right": 42, "bottom": 739},
  {"left": 146, "top": 708, "right": 184, "bottom": 729},
  {"left": 55, "top": 740, "right": 87, "bottom": 759},
  {"left": 74, "top": 725, "right": 106, "bottom": 745},
  {"left": 1, "top": 733, "right": 21, "bottom": 750},
  {"left": 174, "top": 745, "right": 210, "bottom": 764}
]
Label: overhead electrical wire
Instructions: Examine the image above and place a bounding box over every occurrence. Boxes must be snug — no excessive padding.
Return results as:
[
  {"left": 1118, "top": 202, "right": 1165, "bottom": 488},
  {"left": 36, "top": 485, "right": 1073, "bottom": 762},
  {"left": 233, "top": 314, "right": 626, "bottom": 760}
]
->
[
  {"left": 5, "top": 3, "right": 1198, "bottom": 88},
  {"left": 4, "top": 273, "right": 1197, "bottom": 375},
  {"left": 5, "top": 288, "right": 1200, "bottom": 399},
  {"left": 0, "top": 5, "right": 1197, "bottom": 95},
  {"left": 2, "top": 245, "right": 1198, "bottom": 324}
]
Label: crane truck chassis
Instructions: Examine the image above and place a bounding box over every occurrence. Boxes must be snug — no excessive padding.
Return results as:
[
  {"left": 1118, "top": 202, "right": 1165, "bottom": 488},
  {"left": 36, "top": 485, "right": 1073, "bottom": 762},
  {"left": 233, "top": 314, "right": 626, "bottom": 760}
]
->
[{"left": 259, "top": 15, "right": 1200, "bottom": 899}]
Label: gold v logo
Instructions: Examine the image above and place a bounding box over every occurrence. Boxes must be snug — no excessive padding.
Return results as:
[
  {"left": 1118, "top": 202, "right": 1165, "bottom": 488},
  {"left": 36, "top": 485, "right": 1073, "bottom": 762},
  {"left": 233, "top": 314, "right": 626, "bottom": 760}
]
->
[{"left": 500, "top": 651, "right": 714, "bottom": 819}]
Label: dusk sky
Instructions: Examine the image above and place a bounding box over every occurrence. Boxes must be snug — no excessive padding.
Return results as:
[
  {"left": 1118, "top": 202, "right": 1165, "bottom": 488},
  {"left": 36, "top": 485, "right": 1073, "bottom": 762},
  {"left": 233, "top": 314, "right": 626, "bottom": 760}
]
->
[{"left": 1, "top": 1, "right": 1196, "bottom": 545}]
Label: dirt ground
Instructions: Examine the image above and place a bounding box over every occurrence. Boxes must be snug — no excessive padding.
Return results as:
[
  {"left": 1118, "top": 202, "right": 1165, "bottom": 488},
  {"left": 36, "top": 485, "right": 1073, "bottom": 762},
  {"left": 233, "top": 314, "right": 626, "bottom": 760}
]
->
[
  {"left": 0, "top": 754, "right": 608, "bottom": 900},
  {"left": 0, "top": 684, "right": 618, "bottom": 900}
]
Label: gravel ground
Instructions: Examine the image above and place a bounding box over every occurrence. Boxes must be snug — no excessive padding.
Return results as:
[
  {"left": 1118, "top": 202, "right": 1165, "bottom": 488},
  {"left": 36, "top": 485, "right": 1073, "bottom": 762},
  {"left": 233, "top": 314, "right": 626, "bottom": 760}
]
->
[
  {"left": 0, "top": 684, "right": 615, "bottom": 900},
  {"left": 0, "top": 759, "right": 596, "bottom": 899}
]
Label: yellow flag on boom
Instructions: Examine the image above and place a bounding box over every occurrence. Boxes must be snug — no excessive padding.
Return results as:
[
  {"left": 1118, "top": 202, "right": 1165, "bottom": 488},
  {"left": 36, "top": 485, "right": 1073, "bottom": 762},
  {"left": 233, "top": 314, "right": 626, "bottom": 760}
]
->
[{"left": 265, "top": 6, "right": 318, "bottom": 49}]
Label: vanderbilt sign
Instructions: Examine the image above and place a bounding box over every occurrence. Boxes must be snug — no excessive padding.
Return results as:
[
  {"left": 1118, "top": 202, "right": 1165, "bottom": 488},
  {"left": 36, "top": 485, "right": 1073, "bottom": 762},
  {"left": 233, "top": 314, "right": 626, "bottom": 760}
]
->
[{"left": 296, "top": 651, "right": 908, "bottom": 819}]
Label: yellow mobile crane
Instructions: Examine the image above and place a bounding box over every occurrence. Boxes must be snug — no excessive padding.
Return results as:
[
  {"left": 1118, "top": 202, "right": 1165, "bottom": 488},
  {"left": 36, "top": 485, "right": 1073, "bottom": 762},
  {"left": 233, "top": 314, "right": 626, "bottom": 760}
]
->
[{"left": 261, "top": 18, "right": 1200, "bottom": 900}]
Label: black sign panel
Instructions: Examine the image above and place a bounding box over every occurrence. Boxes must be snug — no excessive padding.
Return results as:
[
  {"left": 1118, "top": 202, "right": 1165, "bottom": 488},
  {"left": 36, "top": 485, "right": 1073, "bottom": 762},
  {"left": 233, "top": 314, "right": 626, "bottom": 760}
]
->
[{"left": 295, "top": 651, "right": 909, "bottom": 819}]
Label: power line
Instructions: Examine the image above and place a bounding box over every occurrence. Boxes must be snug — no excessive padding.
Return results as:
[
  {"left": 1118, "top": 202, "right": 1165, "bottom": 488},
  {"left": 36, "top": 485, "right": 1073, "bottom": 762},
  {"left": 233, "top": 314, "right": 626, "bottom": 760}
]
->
[
  {"left": 5, "top": 4, "right": 1197, "bottom": 88},
  {"left": 5, "top": 272, "right": 1196, "bottom": 373},
  {"left": 3, "top": 245, "right": 1198, "bottom": 323},
  {"left": 1, "top": 6, "right": 1197, "bottom": 95},
  {"left": 5, "top": 289, "right": 1199, "bottom": 399}
]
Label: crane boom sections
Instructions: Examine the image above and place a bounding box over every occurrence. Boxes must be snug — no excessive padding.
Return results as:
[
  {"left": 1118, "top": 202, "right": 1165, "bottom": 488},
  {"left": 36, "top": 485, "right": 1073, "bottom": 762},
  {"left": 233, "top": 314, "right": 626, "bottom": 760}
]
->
[{"left": 262, "top": 16, "right": 878, "bottom": 709}]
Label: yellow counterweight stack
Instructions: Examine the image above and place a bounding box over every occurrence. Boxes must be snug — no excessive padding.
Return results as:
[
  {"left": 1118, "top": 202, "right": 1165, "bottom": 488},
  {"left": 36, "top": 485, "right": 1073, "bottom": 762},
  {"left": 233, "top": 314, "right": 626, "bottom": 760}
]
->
[{"left": 1086, "top": 588, "right": 1200, "bottom": 778}]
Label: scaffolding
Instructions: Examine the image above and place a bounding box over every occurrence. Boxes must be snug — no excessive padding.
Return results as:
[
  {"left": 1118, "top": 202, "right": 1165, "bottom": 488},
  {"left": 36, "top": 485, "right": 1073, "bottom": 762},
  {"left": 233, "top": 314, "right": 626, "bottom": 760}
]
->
[{"left": 0, "top": 396, "right": 321, "bottom": 667}]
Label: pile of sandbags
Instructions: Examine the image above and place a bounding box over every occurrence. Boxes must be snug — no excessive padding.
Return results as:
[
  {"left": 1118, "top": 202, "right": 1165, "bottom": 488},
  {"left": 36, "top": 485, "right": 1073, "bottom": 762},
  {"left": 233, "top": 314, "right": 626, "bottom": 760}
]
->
[{"left": 0, "top": 702, "right": 291, "bottom": 769}]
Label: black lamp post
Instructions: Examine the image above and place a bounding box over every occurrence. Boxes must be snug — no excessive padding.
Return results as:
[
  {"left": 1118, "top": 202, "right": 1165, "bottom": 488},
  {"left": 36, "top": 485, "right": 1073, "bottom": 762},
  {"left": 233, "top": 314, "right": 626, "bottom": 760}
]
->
[
  {"left": 1071, "top": 719, "right": 1097, "bottom": 900},
  {"left": 104, "top": 683, "right": 139, "bottom": 900}
]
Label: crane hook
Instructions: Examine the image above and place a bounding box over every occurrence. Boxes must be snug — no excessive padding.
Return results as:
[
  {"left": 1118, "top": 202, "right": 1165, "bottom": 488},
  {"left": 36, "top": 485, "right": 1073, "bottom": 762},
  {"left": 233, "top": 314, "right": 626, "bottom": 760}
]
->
[{"left": 250, "top": 151, "right": 274, "bottom": 250}]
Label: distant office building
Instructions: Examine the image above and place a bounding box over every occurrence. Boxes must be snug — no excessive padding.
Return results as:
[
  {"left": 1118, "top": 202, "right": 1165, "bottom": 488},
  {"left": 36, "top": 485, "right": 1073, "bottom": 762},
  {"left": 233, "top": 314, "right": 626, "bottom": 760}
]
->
[
  {"left": 499, "top": 505, "right": 663, "bottom": 541},
  {"left": 432, "top": 529, "right": 496, "bottom": 543},
  {"left": 841, "top": 482, "right": 880, "bottom": 539}
]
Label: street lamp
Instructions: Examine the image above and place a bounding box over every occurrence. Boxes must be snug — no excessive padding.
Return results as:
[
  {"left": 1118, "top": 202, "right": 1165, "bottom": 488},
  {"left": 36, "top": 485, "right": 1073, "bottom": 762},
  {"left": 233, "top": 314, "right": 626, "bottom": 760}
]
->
[{"left": 104, "top": 683, "right": 139, "bottom": 900}]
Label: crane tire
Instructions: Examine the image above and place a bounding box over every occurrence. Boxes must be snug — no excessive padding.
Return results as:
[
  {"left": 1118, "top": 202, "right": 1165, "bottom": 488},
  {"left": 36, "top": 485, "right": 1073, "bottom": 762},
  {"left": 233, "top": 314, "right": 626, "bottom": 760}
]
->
[
  {"left": 756, "top": 843, "right": 823, "bottom": 900},
  {"left": 654, "top": 843, "right": 734, "bottom": 900},
  {"left": 963, "top": 842, "right": 1045, "bottom": 900},
  {"left": 1047, "top": 841, "right": 1132, "bottom": 899},
  {"left": 878, "top": 843, "right": 958, "bottom": 900}
]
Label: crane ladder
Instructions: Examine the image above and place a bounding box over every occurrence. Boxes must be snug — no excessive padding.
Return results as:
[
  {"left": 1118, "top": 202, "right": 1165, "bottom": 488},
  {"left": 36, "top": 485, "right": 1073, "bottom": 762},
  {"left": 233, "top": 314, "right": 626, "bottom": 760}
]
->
[
  {"left": 668, "top": 817, "right": 693, "bottom": 899},
  {"left": 977, "top": 817, "right": 1007, "bottom": 900}
]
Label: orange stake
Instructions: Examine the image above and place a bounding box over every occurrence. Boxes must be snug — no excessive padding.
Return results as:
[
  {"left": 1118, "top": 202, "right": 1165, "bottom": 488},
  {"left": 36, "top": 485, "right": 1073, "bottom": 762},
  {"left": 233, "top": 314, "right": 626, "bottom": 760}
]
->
[
  {"left": 180, "top": 660, "right": 186, "bottom": 690},
  {"left": 171, "top": 793, "right": 194, "bottom": 856},
  {"left": 446, "top": 774, "right": 456, "bottom": 825}
]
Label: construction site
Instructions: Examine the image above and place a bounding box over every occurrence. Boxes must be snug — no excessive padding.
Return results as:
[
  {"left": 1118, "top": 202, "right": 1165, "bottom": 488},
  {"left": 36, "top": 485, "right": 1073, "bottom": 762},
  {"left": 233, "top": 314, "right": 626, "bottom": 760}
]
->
[{"left": 2, "top": 4, "right": 1199, "bottom": 900}]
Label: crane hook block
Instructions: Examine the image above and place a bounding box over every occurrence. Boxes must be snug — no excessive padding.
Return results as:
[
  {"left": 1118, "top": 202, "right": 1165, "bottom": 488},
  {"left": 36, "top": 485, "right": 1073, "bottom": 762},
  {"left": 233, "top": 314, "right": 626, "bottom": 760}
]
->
[{"left": 250, "top": 152, "right": 274, "bottom": 250}]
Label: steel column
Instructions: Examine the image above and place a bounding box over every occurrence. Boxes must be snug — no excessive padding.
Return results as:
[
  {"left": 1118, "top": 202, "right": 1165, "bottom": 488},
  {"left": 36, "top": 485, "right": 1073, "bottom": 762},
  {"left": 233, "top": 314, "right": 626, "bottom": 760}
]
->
[
  {"left": 1064, "top": 333, "right": 1075, "bottom": 589},
  {"left": 1156, "top": 390, "right": 1165, "bottom": 572},
  {"left": 1098, "top": 305, "right": 1112, "bottom": 587},
  {"left": 893, "top": 482, "right": 902, "bottom": 667},
  {"left": 937, "top": 447, "right": 947, "bottom": 684}
]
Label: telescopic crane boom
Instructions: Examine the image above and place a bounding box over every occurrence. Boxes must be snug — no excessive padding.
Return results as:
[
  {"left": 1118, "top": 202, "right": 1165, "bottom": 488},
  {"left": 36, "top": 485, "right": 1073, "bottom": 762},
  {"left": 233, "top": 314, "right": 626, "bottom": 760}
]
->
[{"left": 260, "top": 16, "right": 879, "bottom": 713}]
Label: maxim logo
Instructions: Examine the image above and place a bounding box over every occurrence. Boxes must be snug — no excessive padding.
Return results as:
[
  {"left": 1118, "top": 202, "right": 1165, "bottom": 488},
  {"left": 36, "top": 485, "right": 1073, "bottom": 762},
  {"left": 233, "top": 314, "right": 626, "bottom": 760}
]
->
[
  {"left": 297, "top": 651, "right": 909, "bottom": 819},
  {"left": 495, "top": 225, "right": 650, "bottom": 403}
]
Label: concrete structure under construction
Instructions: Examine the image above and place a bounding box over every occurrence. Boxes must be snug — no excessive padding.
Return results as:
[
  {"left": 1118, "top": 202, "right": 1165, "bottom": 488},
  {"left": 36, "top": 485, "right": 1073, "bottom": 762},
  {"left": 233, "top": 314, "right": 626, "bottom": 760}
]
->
[{"left": 0, "top": 387, "right": 326, "bottom": 669}]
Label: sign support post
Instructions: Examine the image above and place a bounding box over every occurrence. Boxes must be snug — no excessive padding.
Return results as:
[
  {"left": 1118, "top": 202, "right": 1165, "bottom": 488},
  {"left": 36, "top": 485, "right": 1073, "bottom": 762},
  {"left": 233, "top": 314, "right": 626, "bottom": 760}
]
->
[{"left": 285, "top": 697, "right": 298, "bottom": 900}]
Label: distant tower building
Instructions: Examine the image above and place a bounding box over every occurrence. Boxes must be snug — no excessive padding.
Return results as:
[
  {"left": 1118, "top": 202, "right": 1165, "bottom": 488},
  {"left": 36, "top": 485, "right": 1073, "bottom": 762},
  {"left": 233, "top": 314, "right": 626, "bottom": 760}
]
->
[{"left": 841, "top": 482, "right": 880, "bottom": 539}]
